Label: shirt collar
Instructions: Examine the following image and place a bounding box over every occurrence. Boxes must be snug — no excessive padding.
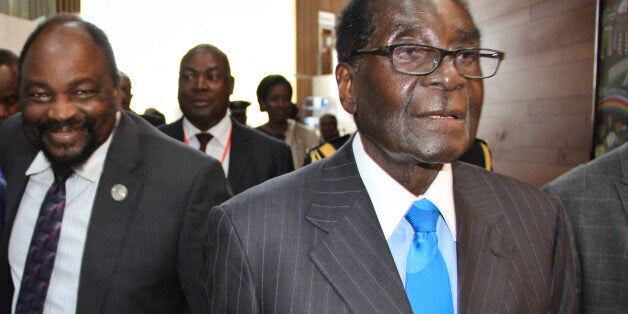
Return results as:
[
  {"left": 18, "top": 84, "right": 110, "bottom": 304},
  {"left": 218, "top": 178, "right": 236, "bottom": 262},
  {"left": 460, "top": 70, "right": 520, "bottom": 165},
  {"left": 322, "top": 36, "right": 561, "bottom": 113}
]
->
[
  {"left": 183, "top": 114, "right": 232, "bottom": 147},
  {"left": 352, "top": 132, "right": 457, "bottom": 240},
  {"left": 26, "top": 111, "right": 120, "bottom": 183}
]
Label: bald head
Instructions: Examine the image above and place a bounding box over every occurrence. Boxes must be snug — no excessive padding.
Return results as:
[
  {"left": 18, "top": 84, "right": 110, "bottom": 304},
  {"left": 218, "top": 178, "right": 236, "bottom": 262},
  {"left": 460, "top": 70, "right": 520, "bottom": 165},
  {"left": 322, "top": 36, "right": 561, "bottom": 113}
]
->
[
  {"left": 180, "top": 44, "right": 231, "bottom": 77},
  {"left": 118, "top": 71, "right": 133, "bottom": 110},
  {"left": 19, "top": 14, "right": 119, "bottom": 87}
]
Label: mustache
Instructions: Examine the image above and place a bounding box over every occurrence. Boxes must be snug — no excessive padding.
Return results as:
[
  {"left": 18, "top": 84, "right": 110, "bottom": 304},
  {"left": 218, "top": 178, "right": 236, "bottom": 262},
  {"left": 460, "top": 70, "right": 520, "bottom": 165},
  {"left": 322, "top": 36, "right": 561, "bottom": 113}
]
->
[
  {"left": 38, "top": 117, "right": 89, "bottom": 133},
  {"left": 36, "top": 115, "right": 98, "bottom": 167}
]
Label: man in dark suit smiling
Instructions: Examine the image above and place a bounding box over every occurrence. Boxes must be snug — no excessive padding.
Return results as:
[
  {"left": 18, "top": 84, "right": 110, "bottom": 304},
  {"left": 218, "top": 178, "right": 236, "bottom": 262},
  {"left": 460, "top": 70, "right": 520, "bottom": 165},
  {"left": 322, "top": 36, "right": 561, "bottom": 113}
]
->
[
  {"left": 206, "top": 0, "right": 578, "bottom": 312},
  {"left": 0, "top": 15, "right": 230, "bottom": 313}
]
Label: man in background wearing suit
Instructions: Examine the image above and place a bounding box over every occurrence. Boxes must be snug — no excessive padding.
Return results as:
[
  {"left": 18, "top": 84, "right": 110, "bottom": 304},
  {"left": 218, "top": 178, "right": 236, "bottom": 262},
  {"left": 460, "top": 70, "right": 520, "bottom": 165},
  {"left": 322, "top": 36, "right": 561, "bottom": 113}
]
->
[
  {"left": 0, "top": 15, "right": 231, "bottom": 313},
  {"left": 0, "top": 178, "right": 5, "bottom": 236},
  {"left": 0, "top": 177, "right": 3, "bottom": 312},
  {"left": 0, "top": 48, "right": 19, "bottom": 127},
  {"left": 544, "top": 142, "right": 628, "bottom": 312},
  {"left": 159, "top": 44, "right": 294, "bottom": 195},
  {"left": 206, "top": 0, "right": 577, "bottom": 312}
]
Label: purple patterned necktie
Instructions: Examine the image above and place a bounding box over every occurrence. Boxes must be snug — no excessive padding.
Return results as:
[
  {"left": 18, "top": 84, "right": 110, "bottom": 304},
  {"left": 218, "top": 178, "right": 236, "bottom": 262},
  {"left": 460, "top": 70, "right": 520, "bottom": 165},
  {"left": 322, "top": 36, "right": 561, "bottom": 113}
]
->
[{"left": 15, "top": 173, "right": 69, "bottom": 314}]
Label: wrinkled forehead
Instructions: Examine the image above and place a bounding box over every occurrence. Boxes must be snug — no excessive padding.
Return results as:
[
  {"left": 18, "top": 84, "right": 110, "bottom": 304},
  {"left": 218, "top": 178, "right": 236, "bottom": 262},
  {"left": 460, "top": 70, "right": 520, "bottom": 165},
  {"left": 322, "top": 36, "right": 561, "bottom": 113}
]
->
[
  {"left": 25, "top": 22, "right": 89, "bottom": 58},
  {"left": 372, "top": 0, "right": 479, "bottom": 46},
  {"left": 23, "top": 23, "right": 104, "bottom": 70}
]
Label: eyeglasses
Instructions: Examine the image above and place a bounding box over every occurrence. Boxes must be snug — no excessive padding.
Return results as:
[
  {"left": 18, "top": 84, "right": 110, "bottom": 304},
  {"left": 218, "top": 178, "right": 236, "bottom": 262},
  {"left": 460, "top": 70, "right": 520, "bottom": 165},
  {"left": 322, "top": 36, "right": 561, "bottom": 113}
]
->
[{"left": 354, "top": 44, "right": 505, "bottom": 79}]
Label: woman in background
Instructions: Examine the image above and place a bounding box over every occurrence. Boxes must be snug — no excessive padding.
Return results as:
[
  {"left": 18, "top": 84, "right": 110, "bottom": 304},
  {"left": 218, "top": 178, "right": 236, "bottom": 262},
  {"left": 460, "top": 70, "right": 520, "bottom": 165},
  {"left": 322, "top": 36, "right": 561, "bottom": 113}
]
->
[{"left": 256, "top": 74, "right": 320, "bottom": 169}]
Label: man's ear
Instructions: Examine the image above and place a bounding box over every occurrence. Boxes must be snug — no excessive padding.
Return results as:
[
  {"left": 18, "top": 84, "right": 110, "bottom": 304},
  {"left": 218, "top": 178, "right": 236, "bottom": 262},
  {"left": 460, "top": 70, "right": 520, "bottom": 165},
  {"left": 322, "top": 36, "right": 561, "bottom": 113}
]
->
[
  {"left": 335, "top": 62, "right": 356, "bottom": 114},
  {"left": 228, "top": 76, "right": 235, "bottom": 95},
  {"left": 114, "top": 86, "right": 122, "bottom": 110}
]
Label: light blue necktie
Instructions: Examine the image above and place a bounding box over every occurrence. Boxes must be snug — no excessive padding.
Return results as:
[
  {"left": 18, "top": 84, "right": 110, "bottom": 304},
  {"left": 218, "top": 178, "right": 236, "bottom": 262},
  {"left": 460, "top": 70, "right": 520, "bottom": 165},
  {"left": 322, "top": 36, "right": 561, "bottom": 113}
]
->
[{"left": 405, "top": 199, "right": 454, "bottom": 314}]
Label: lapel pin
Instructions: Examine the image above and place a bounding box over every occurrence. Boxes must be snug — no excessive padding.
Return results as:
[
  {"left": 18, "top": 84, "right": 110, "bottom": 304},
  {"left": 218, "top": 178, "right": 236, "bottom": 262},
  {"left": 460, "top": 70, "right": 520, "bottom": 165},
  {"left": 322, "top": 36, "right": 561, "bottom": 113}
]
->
[{"left": 111, "top": 184, "right": 128, "bottom": 201}]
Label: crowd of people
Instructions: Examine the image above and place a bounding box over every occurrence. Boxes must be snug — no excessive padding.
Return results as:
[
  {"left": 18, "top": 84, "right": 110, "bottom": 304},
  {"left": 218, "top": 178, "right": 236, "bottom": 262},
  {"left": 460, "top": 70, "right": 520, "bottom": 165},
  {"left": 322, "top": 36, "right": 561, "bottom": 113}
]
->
[{"left": 0, "top": 0, "right": 625, "bottom": 313}]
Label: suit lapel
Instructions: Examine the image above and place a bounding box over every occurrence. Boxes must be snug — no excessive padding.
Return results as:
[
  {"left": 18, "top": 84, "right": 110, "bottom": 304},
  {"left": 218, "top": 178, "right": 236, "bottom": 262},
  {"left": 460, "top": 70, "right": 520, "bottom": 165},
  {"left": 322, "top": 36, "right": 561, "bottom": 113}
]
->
[
  {"left": 76, "top": 112, "right": 143, "bottom": 313},
  {"left": 227, "top": 120, "right": 252, "bottom": 192},
  {"left": 306, "top": 141, "right": 412, "bottom": 313},
  {"left": 453, "top": 162, "right": 512, "bottom": 313}
]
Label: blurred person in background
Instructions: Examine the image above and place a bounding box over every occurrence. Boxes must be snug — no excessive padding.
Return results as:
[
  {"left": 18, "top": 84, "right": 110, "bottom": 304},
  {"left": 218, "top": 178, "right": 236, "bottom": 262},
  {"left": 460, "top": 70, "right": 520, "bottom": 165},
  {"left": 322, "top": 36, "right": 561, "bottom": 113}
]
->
[
  {"left": 256, "top": 74, "right": 320, "bottom": 169},
  {"left": 0, "top": 49, "right": 19, "bottom": 126},
  {"left": 304, "top": 113, "right": 351, "bottom": 165},
  {"left": 228, "top": 100, "right": 250, "bottom": 125}
]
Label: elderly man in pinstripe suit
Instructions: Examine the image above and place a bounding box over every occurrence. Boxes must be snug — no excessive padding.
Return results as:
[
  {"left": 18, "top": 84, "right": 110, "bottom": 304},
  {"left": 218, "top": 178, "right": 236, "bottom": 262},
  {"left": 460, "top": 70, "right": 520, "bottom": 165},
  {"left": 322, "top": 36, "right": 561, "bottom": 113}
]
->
[{"left": 206, "top": 0, "right": 578, "bottom": 312}]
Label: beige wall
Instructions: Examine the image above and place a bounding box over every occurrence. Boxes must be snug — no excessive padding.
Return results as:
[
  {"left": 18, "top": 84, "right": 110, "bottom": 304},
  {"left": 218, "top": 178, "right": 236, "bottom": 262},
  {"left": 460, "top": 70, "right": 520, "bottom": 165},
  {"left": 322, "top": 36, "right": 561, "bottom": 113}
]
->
[
  {"left": 296, "top": 0, "right": 347, "bottom": 119},
  {"left": 471, "top": 0, "right": 598, "bottom": 187},
  {"left": 0, "top": 12, "right": 37, "bottom": 54}
]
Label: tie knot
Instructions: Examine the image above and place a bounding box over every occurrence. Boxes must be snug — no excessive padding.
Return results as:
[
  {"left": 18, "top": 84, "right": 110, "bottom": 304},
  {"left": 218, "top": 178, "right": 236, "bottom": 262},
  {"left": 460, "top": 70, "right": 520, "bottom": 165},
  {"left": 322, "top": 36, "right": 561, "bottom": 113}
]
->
[
  {"left": 196, "top": 133, "right": 213, "bottom": 152},
  {"left": 52, "top": 166, "right": 73, "bottom": 182},
  {"left": 405, "top": 199, "right": 440, "bottom": 233}
]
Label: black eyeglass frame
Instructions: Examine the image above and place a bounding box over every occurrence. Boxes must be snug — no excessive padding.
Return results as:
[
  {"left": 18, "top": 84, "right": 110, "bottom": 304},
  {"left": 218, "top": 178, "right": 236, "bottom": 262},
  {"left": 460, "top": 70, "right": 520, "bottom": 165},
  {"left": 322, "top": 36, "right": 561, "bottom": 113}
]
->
[{"left": 353, "top": 44, "right": 506, "bottom": 79}]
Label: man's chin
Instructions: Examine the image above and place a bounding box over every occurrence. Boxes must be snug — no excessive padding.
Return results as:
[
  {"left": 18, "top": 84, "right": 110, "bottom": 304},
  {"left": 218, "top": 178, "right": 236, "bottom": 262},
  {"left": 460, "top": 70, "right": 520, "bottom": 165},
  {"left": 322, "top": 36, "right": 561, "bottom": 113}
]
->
[
  {"left": 41, "top": 143, "right": 93, "bottom": 170},
  {"left": 402, "top": 146, "right": 467, "bottom": 166}
]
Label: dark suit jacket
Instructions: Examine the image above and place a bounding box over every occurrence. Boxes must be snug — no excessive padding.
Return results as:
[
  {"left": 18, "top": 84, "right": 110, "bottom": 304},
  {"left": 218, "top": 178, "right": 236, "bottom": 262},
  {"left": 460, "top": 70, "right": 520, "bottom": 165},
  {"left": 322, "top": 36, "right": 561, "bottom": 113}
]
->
[
  {"left": 159, "top": 118, "right": 294, "bottom": 194},
  {"left": 206, "top": 137, "right": 578, "bottom": 313},
  {"left": 0, "top": 112, "right": 231, "bottom": 314},
  {"left": 0, "top": 178, "right": 5, "bottom": 238},
  {"left": 544, "top": 143, "right": 628, "bottom": 313}
]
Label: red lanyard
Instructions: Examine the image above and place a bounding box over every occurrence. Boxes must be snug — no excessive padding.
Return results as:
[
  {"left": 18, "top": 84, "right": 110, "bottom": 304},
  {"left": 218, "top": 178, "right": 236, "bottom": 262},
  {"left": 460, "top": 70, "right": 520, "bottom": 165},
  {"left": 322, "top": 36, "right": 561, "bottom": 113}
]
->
[{"left": 183, "top": 125, "right": 232, "bottom": 164}]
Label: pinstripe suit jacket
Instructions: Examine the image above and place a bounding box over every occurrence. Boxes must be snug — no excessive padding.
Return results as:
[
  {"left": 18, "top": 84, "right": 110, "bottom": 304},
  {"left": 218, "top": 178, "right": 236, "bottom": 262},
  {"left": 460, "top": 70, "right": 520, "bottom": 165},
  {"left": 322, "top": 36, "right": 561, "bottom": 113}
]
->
[
  {"left": 0, "top": 112, "right": 232, "bottom": 314},
  {"left": 543, "top": 142, "right": 628, "bottom": 313},
  {"left": 207, "top": 137, "right": 578, "bottom": 313}
]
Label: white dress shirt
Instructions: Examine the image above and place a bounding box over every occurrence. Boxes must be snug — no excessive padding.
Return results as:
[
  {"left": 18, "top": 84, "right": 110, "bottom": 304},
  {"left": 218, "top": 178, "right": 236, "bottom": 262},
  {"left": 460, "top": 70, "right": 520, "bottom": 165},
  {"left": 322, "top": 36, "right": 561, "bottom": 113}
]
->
[
  {"left": 9, "top": 112, "right": 119, "bottom": 314},
  {"left": 352, "top": 132, "right": 458, "bottom": 312},
  {"left": 182, "top": 115, "right": 231, "bottom": 176}
]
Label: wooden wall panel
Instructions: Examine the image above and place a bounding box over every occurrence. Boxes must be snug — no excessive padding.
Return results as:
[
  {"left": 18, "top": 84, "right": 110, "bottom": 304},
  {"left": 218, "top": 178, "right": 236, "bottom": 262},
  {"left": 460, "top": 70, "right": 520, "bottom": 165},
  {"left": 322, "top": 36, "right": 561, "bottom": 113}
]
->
[
  {"left": 472, "top": 0, "right": 597, "bottom": 186},
  {"left": 296, "top": 0, "right": 348, "bottom": 121},
  {"left": 57, "top": 0, "right": 80, "bottom": 14},
  {"left": 0, "top": 0, "right": 79, "bottom": 19}
]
